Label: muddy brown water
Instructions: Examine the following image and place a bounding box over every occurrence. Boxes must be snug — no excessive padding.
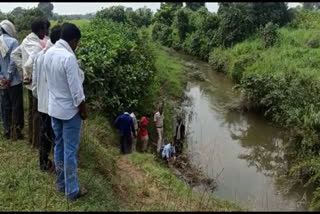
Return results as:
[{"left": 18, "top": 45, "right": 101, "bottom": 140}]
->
[{"left": 170, "top": 50, "right": 309, "bottom": 211}]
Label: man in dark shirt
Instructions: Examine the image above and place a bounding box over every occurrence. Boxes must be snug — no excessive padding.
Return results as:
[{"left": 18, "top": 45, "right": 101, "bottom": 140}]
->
[{"left": 114, "top": 112, "right": 136, "bottom": 154}]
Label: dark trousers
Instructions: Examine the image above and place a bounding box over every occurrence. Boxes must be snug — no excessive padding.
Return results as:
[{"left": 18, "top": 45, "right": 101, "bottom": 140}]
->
[
  {"left": 0, "top": 83, "right": 24, "bottom": 138},
  {"left": 28, "top": 92, "right": 40, "bottom": 148},
  {"left": 175, "top": 139, "right": 183, "bottom": 154},
  {"left": 120, "top": 135, "right": 132, "bottom": 154},
  {"left": 39, "top": 112, "right": 55, "bottom": 171},
  {"left": 28, "top": 90, "right": 33, "bottom": 144}
]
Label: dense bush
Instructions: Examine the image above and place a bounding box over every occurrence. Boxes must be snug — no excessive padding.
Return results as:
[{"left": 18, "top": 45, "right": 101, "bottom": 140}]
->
[
  {"left": 208, "top": 48, "right": 231, "bottom": 73},
  {"left": 260, "top": 22, "right": 279, "bottom": 48},
  {"left": 77, "top": 19, "right": 155, "bottom": 117}
]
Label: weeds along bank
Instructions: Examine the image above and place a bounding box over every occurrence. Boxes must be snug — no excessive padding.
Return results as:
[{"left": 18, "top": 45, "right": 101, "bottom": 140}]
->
[
  {"left": 0, "top": 8, "right": 243, "bottom": 211},
  {"left": 152, "top": 4, "right": 320, "bottom": 210}
]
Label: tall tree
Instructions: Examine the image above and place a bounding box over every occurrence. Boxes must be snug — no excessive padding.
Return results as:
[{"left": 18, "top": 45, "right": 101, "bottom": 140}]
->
[
  {"left": 38, "top": 2, "right": 54, "bottom": 19},
  {"left": 185, "top": 2, "right": 205, "bottom": 11}
]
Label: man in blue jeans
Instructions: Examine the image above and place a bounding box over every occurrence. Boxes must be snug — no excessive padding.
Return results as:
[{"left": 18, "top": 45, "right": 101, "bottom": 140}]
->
[{"left": 44, "top": 23, "right": 88, "bottom": 200}]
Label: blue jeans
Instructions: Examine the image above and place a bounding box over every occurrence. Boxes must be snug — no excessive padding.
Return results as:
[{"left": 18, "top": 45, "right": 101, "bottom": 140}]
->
[{"left": 51, "top": 112, "right": 82, "bottom": 199}]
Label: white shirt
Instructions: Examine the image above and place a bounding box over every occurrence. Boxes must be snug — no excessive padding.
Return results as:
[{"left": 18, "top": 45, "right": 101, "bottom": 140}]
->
[
  {"left": 44, "top": 39, "right": 85, "bottom": 120},
  {"left": 130, "top": 112, "right": 138, "bottom": 131},
  {"left": 32, "top": 40, "right": 53, "bottom": 114},
  {"left": 11, "top": 32, "right": 43, "bottom": 90},
  {"left": 154, "top": 111, "right": 164, "bottom": 128}
]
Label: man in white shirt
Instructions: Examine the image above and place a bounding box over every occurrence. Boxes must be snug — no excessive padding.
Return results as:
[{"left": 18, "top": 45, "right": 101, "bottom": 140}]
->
[
  {"left": 44, "top": 23, "right": 88, "bottom": 200},
  {"left": 154, "top": 102, "right": 164, "bottom": 153},
  {"left": 32, "top": 25, "right": 61, "bottom": 172},
  {"left": 130, "top": 110, "right": 138, "bottom": 151},
  {"left": 11, "top": 17, "right": 47, "bottom": 147}
]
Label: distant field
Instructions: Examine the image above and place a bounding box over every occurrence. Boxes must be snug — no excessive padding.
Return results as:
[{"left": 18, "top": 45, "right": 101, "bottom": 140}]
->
[{"left": 50, "top": 19, "right": 90, "bottom": 28}]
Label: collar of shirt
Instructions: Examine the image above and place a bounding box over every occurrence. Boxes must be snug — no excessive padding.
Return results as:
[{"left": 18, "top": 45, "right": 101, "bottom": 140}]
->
[
  {"left": 124, "top": 112, "right": 130, "bottom": 115},
  {"left": 55, "top": 39, "right": 74, "bottom": 56}
]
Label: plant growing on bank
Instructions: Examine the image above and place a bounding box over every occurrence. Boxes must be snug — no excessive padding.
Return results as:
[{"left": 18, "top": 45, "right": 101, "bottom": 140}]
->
[
  {"left": 260, "top": 22, "right": 279, "bottom": 48},
  {"left": 77, "top": 19, "right": 155, "bottom": 118}
]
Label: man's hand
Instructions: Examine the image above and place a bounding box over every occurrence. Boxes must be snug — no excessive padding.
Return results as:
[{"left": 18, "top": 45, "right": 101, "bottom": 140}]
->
[
  {"left": 79, "top": 101, "right": 88, "bottom": 120},
  {"left": 3, "top": 79, "right": 10, "bottom": 88}
]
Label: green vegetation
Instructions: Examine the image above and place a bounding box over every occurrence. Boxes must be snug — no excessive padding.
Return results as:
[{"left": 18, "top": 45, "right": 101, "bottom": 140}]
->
[
  {"left": 151, "top": 3, "right": 320, "bottom": 210},
  {"left": 207, "top": 9, "right": 320, "bottom": 210},
  {"left": 76, "top": 19, "right": 155, "bottom": 118},
  {"left": 152, "top": 2, "right": 292, "bottom": 60},
  {"left": 96, "top": 6, "right": 153, "bottom": 28},
  {"left": 0, "top": 111, "right": 243, "bottom": 211}
]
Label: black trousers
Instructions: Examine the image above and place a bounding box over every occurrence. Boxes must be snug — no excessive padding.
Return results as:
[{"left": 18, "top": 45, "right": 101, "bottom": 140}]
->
[
  {"left": 0, "top": 83, "right": 24, "bottom": 138},
  {"left": 120, "top": 135, "right": 132, "bottom": 154},
  {"left": 39, "top": 112, "right": 55, "bottom": 171}
]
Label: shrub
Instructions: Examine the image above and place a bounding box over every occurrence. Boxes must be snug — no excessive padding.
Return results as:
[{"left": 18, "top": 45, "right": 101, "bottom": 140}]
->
[
  {"left": 260, "top": 22, "right": 279, "bottom": 48},
  {"left": 208, "top": 48, "right": 231, "bottom": 73},
  {"left": 77, "top": 20, "right": 155, "bottom": 118},
  {"left": 306, "top": 35, "right": 320, "bottom": 48}
]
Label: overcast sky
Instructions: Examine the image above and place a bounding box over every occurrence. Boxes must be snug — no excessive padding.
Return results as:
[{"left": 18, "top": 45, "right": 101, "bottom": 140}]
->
[{"left": 0, "top": 2, "right": 302, "bottom": 15}]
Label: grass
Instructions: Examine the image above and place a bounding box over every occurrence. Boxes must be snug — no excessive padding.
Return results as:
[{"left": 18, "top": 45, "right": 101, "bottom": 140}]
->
[
  {"left": 0, "top": 112, "right": 243, "bottom": 211},
  {"left": 206, "top": 9, "right": 320, "bottom": 210},
  {"left": 50, "top": 19, "right": 90, "bottom": 28},
  {"left": 0, "top": 30, "right": 243, "bottom": 210}
]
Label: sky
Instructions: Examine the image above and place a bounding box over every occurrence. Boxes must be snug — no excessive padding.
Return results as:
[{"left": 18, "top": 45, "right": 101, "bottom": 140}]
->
[{"left": 0, "top": 2, "right": 302, "bottom": 15}]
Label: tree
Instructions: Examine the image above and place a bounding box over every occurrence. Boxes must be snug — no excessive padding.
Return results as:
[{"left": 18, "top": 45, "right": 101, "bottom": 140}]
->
[
  {"left": 38, "top": 2, "right": 54, "bottom": 19},
  {"left": 96, "top": 6, "right": 127, "bottom": 23},
  {"left": 185, "top": 2, "right": 206, "bottom": 11},
  {"left": 248, "top": 2, "right": 291, "bottom": 27},
  {"left": 153, "top": 2, "right": 183, "bottom": 25}
]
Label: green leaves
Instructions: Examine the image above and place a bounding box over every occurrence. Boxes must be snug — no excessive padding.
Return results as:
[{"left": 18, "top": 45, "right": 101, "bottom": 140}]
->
[{"left": 77, "top": 19, "right": 155, "bottom": 118}]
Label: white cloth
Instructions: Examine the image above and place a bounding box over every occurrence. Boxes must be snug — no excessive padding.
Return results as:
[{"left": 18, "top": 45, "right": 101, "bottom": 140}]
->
[
  {"left": 11, "top": 32, "right": 43, "bottom": 90},
  {"left": 0, "top": 35, "right": 9, "bottom": 58},
  {"left": 154, "top": 111, "right": 164, "bottom": 128},
  {"left": 32, "top": 40, "right": 53, "bottom": 114},
  {"left": 130, "top": 112, "right": 138, "bottom": 131},
  {"left": 44, "top": 39, "right": 85, "bottom": 120},
  {"left": 156, "top": 127, "right": 163, "bottom": 153},
  {"left": 0, "top": 20, "right": 17, "bottom": 38}
]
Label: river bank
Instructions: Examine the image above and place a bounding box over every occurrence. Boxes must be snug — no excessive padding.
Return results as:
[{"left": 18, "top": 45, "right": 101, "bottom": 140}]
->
[{"left": 0, "top": 41, "right": 243, "bottom": 211}]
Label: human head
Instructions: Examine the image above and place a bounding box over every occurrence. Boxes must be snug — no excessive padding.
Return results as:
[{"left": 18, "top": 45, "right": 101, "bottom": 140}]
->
[
  {"left": 177, "top": 117, "right": 182, "bottom": 124},
  {"left": 158, "top": 105, "right": 163, "bottom": 115},
  {"left": 0, "top": 20, "right": 16, "bottom": 38},
  {"left": 61, "top": 23, "right": 81, "bottom": 51},
  {"left": 50, "top": 25, "right": 61, "bottom": 44},
  {"left": 31, "top": 17, "right": 48, "bottom": 40}
]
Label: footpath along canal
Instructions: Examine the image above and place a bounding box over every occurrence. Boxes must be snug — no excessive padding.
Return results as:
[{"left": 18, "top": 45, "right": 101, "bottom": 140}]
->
[{"left": 169, "top": 50, "right": 310, "bottom": 211}]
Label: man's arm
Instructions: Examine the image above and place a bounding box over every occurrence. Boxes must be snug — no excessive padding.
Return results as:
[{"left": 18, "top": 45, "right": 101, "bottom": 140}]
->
[
  {"left": 10, "top": 45, "right": 22, "bottom": 71},
  {"left": 23, "top": 43, "right": 43, "bottom": 82},
  {"left": 31, "top": 55, "right": 39, "bottom": 98},
  {"left": 65, "top": 56, "right": 86, "bottom": 119},
  {"left": 4, "top": 40, "right": 20, "bottom": 88}
]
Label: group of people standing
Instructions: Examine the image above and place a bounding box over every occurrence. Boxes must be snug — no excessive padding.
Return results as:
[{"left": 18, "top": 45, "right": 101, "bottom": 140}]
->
[
  {"left": 114, "top": 102, "right": 186, "bottom": 163},
  {"left": 0, "top": 18, "right": 87, "bottom": 200},
  {"left": 0, "top": 16, "right": 186, "bottom": 202}
]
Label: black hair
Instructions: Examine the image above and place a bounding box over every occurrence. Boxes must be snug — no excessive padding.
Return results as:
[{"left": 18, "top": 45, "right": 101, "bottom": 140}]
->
[
  {"left": 1, "top": 27, "right": 8, "bottom": 35},
  {"left": 46, "top": 19, "right": 51, "bottom": 30},
  {"left": 50, "top": 25, "right": 61, "bottom": 44},
  {"left": 60, "top": 23, "right": 81, "bottom": 43},
  {"left": 31, "top": 17, "right": 47, "bottom": 34}
]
